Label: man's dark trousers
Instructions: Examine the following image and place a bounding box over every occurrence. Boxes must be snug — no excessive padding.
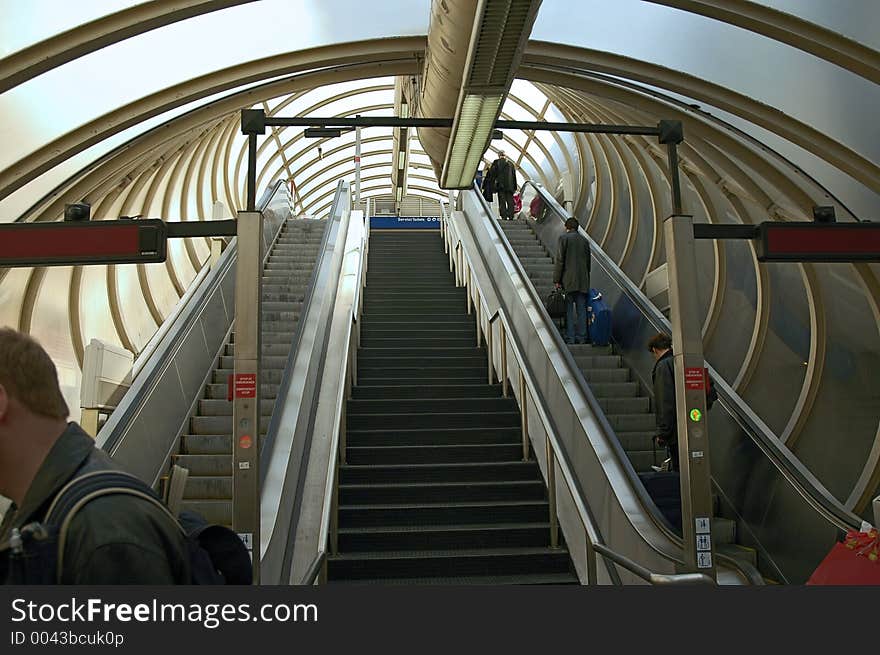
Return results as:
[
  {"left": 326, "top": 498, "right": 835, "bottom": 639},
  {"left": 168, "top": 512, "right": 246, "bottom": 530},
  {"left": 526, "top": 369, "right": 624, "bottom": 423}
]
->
[
  {"left": 498, "top": 191, "right": 515, "bottom": 219},
  {"left": 565, "top": 290, "right": 589, "bottom": 344}
]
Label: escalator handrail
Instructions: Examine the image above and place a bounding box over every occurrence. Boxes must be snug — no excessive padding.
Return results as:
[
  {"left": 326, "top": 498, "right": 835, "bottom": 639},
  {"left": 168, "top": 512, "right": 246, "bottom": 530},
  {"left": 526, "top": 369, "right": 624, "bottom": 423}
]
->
[
  {"left": 466, "top": 188, "right": 683, "bottom": 538},
  {"left": 520, "top": 180, "right": 861, "bottom": 534},
  {"left": 457, "top": 189, "right": 762, "bottom": 584},
  {"left": 591, "top": 543, "right": 715, "bottom": 585},
  {"left": 260, "top": 181, "right": 346, "bottom": 479},
  {"left": 99, "top": 181, "right": 290, "bottom": 454},
  {"left": 129, "top": 179, "right": 287, "bottom": 380},
  {"left": 297, "top": 201, "right": 366, "bottom": 585}
]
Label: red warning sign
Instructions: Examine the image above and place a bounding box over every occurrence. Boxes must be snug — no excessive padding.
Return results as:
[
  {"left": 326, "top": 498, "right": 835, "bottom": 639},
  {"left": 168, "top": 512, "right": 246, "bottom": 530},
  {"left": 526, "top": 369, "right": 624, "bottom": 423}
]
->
[
  {"left": 234, "top": 373, "right": 257, "bottom": 398},
  {"left": 239, "top": 435, "right": 252, "bottom": 449},
  {"left": 685, "top": 367, "right": 705, "bottom": 391}
]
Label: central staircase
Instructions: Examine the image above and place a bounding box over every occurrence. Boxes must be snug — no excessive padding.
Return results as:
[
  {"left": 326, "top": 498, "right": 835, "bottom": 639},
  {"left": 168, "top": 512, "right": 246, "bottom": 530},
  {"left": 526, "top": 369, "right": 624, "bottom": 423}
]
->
[{"left": 327, "top": 230, "right": 578, "bottom": 584}]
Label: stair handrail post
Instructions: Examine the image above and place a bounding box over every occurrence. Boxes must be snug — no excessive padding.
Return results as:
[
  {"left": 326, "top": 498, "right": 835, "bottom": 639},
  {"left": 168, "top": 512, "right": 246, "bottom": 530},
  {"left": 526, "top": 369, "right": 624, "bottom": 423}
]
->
[
  {"left": 546, "top": 433, "right": 559, "bottom": 548},
  {"left": 519, "top": 370, "right": 529, "bottom": 461},
  {"left": 486, "top": 317, "right": 495, "bottom": 385},
  {"left": 476, "top": 297, "right": 482, "bottom": 348},
  {"left": 585, "top": 532, "right": 598, "bottom": 584},
  {"left": 500, "top": 327, "right": 509, "bottom": 397},
  {"left": 232, "top": 208, "right": 263, "bottom": 584}
]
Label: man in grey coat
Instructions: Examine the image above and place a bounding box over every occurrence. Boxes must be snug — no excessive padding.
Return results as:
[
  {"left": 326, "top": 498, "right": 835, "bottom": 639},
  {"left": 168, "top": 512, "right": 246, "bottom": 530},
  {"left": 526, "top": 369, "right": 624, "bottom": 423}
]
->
[{"left": 553, "top": 217, "right": 591, "bottom": 344}]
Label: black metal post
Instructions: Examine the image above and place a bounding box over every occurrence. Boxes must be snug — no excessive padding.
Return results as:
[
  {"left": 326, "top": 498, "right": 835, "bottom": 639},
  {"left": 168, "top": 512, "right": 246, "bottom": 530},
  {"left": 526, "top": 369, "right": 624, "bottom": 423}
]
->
[
  {"left": 666, "top": 142, "right": 683, "bottom": 216},
  {"left": 247, "top": 133, "right": 257, "bottom": 212}
]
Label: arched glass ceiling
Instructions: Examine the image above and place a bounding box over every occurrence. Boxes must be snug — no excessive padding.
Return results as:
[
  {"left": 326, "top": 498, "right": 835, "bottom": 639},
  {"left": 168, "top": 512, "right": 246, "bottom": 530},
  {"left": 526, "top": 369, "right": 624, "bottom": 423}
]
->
[{"left": 532, "top": 0, "right": 880, "bottom": 216}]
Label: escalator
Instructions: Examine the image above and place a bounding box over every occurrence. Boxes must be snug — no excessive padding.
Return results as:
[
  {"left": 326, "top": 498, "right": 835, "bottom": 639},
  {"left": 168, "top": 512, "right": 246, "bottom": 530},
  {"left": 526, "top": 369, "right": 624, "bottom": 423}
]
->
[
  {"left": 499, "top": 218, "right": 745, "bottom": 566},
  {"left": 175, "top": 220, "right": 326, "bottom": 526},
  {"left": 95, "top": 181, "right": 346, "bottom": 553},
  {"left": 455, "top": 182, "right": 862, "bottom": 583}
]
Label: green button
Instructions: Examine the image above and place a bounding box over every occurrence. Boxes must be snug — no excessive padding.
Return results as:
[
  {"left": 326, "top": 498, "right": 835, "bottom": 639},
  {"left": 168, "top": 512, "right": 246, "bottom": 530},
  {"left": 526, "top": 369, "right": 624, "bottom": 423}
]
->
[{"left": 689, "top": 408, "right": 702, "bottom": 422}]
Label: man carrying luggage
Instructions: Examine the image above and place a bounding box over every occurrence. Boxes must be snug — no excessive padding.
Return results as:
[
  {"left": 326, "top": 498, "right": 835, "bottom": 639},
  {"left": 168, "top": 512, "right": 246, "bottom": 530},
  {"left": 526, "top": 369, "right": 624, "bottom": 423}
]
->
[{"left": 553, "top": 218, "right": 591, "bottom": 344}]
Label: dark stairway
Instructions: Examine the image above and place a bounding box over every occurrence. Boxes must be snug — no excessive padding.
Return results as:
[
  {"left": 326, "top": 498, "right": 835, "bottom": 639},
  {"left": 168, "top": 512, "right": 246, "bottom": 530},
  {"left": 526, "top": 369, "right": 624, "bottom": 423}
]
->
[
  {"left": 172, "top": 219, "right": 327, "bottom": 526},
  {"left": 498, "top": 217, "right": 754, "bottom": 568},
  {"left": 326, "top": 230, "right": 578, "bottom": 584}
]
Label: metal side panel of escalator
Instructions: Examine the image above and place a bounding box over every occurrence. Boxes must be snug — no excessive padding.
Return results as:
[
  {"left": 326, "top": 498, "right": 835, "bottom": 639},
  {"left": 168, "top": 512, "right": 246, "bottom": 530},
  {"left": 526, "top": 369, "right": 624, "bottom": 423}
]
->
[{"left": 465, "top": 182, "right": 861, "bottom": 584}]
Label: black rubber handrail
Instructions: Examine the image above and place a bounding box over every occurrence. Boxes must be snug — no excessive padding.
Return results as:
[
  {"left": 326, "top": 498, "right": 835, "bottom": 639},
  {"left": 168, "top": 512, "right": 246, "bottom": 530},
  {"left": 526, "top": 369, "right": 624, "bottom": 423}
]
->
[
  {"left": 260, "top": 181, "right": 346, "bottom": 480},
  {"left": 100, "top": 181, "right": 289, "bottom": 454}
]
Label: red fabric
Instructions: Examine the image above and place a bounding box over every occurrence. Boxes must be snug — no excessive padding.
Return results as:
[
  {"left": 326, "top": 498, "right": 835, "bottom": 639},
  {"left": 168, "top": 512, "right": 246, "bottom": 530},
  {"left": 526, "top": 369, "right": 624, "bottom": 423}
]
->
[
  {"left": 529, "top": 196, "right": 543, "bottom": 217},
  {"left": 513, "top": 193, "right": 522, "bottom": 213},
  {"left": 806, "top": 530, "right": 880, "bottom": 585}
]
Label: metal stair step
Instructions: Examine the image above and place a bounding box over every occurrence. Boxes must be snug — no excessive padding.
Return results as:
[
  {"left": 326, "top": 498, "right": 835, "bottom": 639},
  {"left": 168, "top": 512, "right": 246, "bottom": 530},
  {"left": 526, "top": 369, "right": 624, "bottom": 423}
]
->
[
  {"left": 347, "top": 397, "right": 518, "bottom": 415},
  {"left": 327, "top": 546, "right": 573, "bottom": 581},
  {"left": 351, "top": 384, "right": 502, "bottom": 400},
  {"left": 337, "top": 500, "right": 550, "bottom": 527},
  {"left": 338, "top": 480, "right": 547, "bottom": 504},
  {"left": 336, "top": 523, "right": 553, "bottom": 551},
  {"left": 346, "top": 426, "right": 521, "bottom": 447},
  {"left": 339, "top": 460, "right": 542, "bottom": 484},
  {"left": 182, "top": 475, "right": 231, "bottom": 499},
  {"left": 347, "top": 411, "right": 521, "bottom": 430}
]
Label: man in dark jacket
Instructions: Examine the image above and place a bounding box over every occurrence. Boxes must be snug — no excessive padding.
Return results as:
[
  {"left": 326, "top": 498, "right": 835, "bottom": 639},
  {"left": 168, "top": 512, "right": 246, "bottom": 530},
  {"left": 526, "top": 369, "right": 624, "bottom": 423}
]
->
[
  {"left": 553, "top": 217, "right": 591, "bottom": 344},
  {"left": 488, "top": 151, "right": 518, "bottom": 220},
  {"left": 0, "top": 328, "right": 189, "bottom": 584},
  {"left": 649, "top": 332, "right": 678, "bottom": 471}
]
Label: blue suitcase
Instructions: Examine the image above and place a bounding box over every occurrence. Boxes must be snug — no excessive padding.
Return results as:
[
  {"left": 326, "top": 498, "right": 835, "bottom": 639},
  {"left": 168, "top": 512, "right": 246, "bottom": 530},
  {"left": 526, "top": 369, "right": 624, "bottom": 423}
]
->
[{"left": 587, "top": 288, "right": 612, "bottom": 346}]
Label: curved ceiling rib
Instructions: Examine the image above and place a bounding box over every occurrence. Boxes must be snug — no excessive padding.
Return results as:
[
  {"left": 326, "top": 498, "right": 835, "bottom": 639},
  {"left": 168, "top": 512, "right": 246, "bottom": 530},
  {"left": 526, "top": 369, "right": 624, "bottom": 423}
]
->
[
  {"left": 0, "top": 37, "right": 428, "bottom": 203},
  {"left": 0, "top": 0, "right": 260, "bottom": 93},
  {"left": 645, "top": 0, "right": 880, "bottom": 85},
  {"left": 522, "top": 42, "right": 880, "bottom": 202}
]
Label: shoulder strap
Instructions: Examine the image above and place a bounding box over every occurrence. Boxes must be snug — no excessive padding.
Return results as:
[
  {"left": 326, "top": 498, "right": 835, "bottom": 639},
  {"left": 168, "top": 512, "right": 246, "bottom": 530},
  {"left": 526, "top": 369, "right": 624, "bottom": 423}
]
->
[{"left": 45, "top": 470, "right": 184, "bottom": 584}]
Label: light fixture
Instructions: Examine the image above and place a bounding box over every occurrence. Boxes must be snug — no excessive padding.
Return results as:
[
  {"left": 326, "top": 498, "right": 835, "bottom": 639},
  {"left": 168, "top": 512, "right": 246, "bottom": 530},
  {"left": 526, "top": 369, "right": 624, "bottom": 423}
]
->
[
  {"left": 396, "top": 187, "right": 403, "bottom": 202},
  {"left": 398, "top": 151, "right": 406, "bottom": 170},
  {"left": 304, "top": 127, "right": 342, "bottom": 138},
  {"left": 439, "top": 0, "right": 543, "bottom": 189},
  {"left": 442, "top": 94, "right": 503, "bottom": 188}
]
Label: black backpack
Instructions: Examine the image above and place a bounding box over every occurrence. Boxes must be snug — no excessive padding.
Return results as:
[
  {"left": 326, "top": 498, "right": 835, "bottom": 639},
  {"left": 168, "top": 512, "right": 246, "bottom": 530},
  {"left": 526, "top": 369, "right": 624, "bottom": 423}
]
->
[{"left": 2, "top": 470, "right": 252, "bottom": 585}]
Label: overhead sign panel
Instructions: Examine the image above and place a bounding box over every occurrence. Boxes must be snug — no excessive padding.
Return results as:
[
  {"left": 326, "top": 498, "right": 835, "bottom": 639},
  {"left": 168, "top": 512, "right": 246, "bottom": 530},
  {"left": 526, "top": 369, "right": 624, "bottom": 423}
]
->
[
  {"left": 757, "top": 222, "right": 880, "bottom": 262},
  {"left": 0, "top": 219, "right": 166, "bottom": 267}
]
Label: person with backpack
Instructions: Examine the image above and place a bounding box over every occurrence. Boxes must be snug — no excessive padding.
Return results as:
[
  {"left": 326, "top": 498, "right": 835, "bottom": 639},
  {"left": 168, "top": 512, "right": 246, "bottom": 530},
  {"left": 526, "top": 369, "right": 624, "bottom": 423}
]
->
[
  {"left": 553, "top": 217, "right": 592, "bottom": 345},
  {"left": 648, "top": 332, "right": 717, "bottom": 472},
  {"left": 0, "top": 328, "right": 191, "bottom": 584},
  {"left": 487, "top": 150, "right": 518, "bottom": 220}
]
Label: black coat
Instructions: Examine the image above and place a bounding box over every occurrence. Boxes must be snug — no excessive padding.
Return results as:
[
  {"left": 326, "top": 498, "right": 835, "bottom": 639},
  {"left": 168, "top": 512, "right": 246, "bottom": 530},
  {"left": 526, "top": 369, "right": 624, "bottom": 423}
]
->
[
  {"left": 0, "top": 423, "right": 190, "bottom": 584},
  {"left": 489, "top": 157, "right": 517, "bottom": 193},
  {"left": 652, "top": 350, "right": 677, "bottom": 443},
  {"left": 553, "top": 230, "right": 591, "bottom": 293}
]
